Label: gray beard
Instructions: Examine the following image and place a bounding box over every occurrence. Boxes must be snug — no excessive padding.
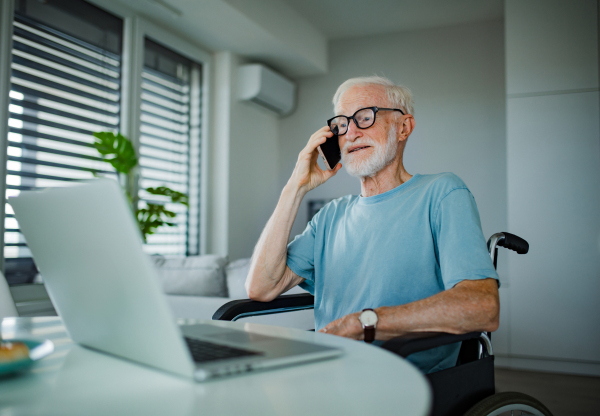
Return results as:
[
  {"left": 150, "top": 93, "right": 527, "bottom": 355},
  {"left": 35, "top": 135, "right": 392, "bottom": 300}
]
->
[{"left": 342, "top": 126, "right": 398, "bottom": 178}]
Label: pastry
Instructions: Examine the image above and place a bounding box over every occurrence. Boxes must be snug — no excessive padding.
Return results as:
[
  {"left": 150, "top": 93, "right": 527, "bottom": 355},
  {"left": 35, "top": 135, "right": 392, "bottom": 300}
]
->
[{"left": 0, "top": 341, "right": 29, "bottom": 363}]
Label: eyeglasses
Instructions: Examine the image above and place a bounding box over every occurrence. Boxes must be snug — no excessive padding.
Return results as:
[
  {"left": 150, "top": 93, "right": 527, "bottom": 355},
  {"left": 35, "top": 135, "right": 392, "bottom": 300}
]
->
[{"left": 327, "top": 106, "right": 405, "bottom": 135}]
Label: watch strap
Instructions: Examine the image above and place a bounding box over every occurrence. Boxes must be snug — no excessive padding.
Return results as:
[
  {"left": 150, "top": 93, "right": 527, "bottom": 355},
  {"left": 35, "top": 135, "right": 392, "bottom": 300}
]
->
[{"left": 364, "top": 326, "right": 375, "bottom": 343}]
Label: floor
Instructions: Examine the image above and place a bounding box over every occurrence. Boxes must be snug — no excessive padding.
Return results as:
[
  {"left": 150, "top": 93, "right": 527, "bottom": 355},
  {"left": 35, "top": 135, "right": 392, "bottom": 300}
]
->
[{"left": 495, "top": 368, "right": 600, "bottom": 416}]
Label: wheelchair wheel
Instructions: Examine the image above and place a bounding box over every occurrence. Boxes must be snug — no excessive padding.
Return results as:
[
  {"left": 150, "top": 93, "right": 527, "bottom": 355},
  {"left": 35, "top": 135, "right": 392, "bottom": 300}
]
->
[{"left": 463, "top": 391, "right": 553, "bottom": 416}]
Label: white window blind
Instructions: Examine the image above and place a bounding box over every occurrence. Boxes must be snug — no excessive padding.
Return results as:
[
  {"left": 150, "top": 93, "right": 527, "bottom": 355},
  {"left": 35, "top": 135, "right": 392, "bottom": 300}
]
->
[
  {"left": 139, "top": 39, "right": 201, "bottom": 257},
  {"left": 5, "top": 5, "right": 122, "bottom": 284}
]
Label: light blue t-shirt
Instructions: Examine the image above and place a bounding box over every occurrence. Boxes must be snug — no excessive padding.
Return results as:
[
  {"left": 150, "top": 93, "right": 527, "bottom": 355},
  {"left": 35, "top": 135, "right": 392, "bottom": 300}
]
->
[{"left": 286, "top": 173, "right": 499, "bottom": 373}]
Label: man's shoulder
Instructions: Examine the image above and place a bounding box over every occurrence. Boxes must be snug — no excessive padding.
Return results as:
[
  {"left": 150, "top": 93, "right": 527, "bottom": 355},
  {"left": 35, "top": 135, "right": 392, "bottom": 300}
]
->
[
  {"left": 416, "top": 172, "right": 469, "bottom": 196},
  {"left": 323, "top": 194, "right": 357, "bottom": 212},
  {"left": 310, "top": 194, "right": 357, "bottom": 223}
]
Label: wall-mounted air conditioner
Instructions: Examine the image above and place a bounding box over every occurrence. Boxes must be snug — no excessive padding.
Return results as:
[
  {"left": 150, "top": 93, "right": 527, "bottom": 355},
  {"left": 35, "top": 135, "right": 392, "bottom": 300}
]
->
[{"left": 238, "top": 64, "right": 296, "bottom": 116}]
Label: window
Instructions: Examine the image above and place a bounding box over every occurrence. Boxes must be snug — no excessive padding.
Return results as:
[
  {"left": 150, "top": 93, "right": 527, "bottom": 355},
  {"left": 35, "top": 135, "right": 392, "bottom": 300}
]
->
[
  {"left": 3, "top": 0, "right": 205, "bottom": 285},
  {"left": 5, "top": 0, "right": 122, "bottom": 284},
  {"left": 140, "top": 39, "right": 202, "bottom": 257}
]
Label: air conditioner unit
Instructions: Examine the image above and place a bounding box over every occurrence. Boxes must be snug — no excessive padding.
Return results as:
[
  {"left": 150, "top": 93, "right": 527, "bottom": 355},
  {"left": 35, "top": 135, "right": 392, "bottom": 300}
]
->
[{"left": 238, "top": 64, "right": 296, "bottom": 116}]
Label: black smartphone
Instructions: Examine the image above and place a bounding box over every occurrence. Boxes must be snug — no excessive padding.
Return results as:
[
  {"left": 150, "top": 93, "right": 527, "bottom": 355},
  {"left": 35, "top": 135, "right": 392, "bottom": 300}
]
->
[{"left": 317, "top": 129, "right": 341, "bottom": 170}]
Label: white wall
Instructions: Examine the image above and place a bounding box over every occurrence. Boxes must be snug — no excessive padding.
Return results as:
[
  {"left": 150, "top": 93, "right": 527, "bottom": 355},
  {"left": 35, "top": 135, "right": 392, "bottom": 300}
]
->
[
  {"left": 228, "top": 69, "right": 281, "bottom": 261},
  {"left": 501, "top": 0, "right": 600, "bottom": 376},
  {"left": 279, "top": 19, "right": 507, "bottom": 273},
  {"left": 208, "top": 52, "right": 282, "bottom": 261}
]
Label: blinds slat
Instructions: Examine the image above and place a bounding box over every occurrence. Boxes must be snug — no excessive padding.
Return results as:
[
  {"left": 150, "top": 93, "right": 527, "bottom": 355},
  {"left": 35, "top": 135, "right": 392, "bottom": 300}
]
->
[
  {"left": 139, "top": 167, "right": 188, "bottom": 184},
  {"left": 140, "top": 113, "right": 189, "bottom": 133},
  {"left": 11, "top": 65, "right": 119, "bottom": 101},
  {"left": 8, "top": 153, "right": 112, "bottom": 174},
  {"left": 14, "top": 19, "right": 120, "bottom": 66},
  {"left": 11, "top": 77, "right": 119, "bottom": 112},
  {"left": 11, "top": 119, "right": 100, "bottom": 143},
  {"left": 139, "top": 156, "right": 187, "bottom": 173},
  {"left": 12, "top": 95, "right": 119, "bottom": 125},
  {"left": 142, "top": 81, "right": 188, "bottom": 103},
  {"left": 12, "top": 49, "right": 119, "bottom": 90},
  {"left": 13, "top": 34, "right": 120, "bottom": 78},
  {"left": 141, "top": 103, "right": 188, "bottom": 123},
  {"left": 142, "top": 71, "right": 187, "bottom": 93},
  {"left": 141, "top": 92, "right": 187, "bottom": 113},
  {"left": 9, "top": 132, "right": 104, "bottom": 158},
  {"left": 10, "top": 105, "right": 118, "bottom": 132}
]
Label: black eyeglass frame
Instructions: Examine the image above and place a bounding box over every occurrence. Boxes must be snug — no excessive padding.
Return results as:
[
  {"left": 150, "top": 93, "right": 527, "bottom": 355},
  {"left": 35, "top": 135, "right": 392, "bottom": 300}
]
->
[{"left": 327, "top": 106, "right": 405, "bottom": 135}]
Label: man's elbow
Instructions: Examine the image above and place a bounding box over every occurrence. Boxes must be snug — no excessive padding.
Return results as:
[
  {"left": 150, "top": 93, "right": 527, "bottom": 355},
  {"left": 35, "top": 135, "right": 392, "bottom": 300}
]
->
[
  {"left": 245, "top": 281, "right": 276, "bottom": 302},
  {"left": 245, "top": 280, "right": 261, "bottom": 301},
  {"left": 482, "top": 294, "right": 500, "bottom": 332}
]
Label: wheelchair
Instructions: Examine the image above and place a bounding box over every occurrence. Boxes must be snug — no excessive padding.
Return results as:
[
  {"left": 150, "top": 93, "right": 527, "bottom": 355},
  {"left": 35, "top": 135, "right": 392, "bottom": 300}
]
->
[{"left": 213, "top": 232, "right": 553, "bottom": 416}]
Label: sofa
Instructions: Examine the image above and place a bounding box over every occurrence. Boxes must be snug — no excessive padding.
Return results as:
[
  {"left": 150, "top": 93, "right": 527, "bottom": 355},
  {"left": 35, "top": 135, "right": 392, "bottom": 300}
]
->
[{"left": 152, "top": 255, "right": 314, "bottom": 330}]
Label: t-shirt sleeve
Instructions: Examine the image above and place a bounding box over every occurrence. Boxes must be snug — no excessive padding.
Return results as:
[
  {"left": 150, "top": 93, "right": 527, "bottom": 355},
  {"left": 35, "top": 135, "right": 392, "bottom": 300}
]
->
[
  {"left": 433, "top": 188, "right": 499, "bottom": 290},
  {"left": 286, "top": 217, "right": 318, "bottom": 294}
]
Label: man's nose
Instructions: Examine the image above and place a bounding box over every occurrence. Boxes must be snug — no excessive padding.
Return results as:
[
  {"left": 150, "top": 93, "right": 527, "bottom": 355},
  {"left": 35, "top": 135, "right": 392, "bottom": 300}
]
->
[{"left": 345, "top": 119, "right": 362, "bottom": 141}]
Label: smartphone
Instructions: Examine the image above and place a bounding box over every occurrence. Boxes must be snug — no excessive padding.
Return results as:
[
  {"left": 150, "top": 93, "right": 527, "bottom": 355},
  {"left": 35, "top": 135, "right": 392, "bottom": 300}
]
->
[{"left": 317, "top": 129, "right": 341, "bottom": 170}]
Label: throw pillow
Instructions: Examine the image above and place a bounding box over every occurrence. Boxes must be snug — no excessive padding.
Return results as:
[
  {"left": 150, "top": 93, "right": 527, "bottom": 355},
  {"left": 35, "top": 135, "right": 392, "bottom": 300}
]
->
[
  {"left": 153, "top": 255, "right": 228, "bottom": 297},
  {"left": 225, "top": 258, "right": 251, "bottom": 299}
]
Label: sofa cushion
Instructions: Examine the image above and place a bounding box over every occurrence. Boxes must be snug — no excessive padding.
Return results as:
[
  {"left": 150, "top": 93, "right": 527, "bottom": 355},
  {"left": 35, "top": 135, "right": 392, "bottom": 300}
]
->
[
  {"left": 225, "top": 258, "right": 252, "bottom": 299},
  {"left": 225, "top": 258, "right": 309, "bottom": 299},
  {"left": 153, "top": 255, "right": 228, "bottom": 297}
]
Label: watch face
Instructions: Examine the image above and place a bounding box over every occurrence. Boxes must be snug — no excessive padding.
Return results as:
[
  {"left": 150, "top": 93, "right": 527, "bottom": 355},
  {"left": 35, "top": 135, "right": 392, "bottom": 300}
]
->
[{"left": 360, "top": 310, "right": 378, "bottom": 326}]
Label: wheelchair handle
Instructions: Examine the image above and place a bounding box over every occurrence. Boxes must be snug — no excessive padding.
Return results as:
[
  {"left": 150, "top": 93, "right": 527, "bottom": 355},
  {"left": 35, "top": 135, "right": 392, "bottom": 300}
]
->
[
  {"left": 487, "top": 232, "right": 529, "bottom": 269},
  {"left": 498, "top": 232, "right": 529, "bottom": 254}
]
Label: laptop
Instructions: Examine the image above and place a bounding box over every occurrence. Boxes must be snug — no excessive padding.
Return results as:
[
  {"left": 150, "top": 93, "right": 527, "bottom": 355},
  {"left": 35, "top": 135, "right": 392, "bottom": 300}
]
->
[{"left": 10, "top": 179, "right": 342, "bottom": 381}]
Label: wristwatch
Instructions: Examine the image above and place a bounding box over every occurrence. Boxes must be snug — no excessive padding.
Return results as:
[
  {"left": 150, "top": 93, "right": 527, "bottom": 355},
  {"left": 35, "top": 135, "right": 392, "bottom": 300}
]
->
[{"left": 358, "top": 309, "right": 378, "bottom": 343}]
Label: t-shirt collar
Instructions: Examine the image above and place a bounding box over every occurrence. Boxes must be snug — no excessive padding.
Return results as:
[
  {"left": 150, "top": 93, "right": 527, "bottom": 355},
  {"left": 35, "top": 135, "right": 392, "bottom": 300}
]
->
[{"left": 357, "top": 174, "right": 420, "bottom": 205}]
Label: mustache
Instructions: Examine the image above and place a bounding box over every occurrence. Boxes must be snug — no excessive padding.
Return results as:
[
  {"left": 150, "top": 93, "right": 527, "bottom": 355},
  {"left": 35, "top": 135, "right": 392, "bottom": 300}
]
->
[{"left": 341, "top": 138, "right": 377, "bottom": 154}]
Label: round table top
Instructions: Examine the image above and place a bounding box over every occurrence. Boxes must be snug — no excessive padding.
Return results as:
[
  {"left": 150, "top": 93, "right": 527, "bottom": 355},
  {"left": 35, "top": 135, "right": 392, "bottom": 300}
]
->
[{"left": 0, "top": 316, "right": 431, "bottom": 416}]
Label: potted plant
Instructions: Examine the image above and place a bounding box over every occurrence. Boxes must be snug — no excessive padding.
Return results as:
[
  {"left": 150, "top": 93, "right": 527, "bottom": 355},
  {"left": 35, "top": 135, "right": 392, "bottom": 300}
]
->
[{"left": 92, "top": 132, "right": 189, "bottom": 242}]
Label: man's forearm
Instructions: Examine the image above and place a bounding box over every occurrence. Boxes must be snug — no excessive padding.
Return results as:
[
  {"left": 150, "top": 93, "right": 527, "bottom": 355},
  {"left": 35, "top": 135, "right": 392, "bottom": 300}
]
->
[
  {"left": 245, "top": 181, "right": 306, "bottom": 301},
  {"left": 319, "top": 279, "right": 499, "bottom": 340},
  {"left": 375, "top": 279, "right": 500, "bottom": 340}
]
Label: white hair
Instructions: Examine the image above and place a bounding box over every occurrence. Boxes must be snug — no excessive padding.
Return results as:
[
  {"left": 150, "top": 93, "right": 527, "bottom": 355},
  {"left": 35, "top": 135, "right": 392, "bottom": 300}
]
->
[{"left": 332, "top": 76, "right": 414, "bottom": 116}]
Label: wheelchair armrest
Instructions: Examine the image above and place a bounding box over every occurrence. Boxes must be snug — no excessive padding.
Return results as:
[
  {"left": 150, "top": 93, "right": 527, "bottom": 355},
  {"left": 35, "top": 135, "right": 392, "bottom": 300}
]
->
[
  {"left": 380, "top": 331, "right": 483, "bottom": 358},
  {"left": 212, "top": 293, "right": 315, "bottom": 321}
]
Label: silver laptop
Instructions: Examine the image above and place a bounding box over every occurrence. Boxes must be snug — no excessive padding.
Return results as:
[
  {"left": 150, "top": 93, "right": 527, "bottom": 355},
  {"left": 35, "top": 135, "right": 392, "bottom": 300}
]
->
[{"left": 10, "top": 179, "right": 341, "bottom": 381}]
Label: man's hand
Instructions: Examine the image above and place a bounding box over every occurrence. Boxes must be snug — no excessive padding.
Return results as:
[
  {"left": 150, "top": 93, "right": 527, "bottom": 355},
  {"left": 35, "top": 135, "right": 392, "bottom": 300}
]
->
[
  {"left": 318, "top": 311, "right": 363, "bottom": 340},
  {"left": 289, "top": 126, "right": 342, "bottom": 194}
]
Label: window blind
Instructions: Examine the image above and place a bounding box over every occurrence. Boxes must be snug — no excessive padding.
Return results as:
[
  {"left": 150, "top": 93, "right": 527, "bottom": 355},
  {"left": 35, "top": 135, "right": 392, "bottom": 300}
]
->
[
  {"left": 139, "top": 39, "right": 201, "bottom": 256},
  {"left": 5, "top": 12, "right": 122, "bottom": 284}
]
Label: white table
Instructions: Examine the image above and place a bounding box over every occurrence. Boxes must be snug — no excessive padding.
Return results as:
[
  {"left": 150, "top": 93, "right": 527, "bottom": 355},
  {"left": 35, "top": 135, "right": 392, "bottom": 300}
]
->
[{"left": 0, "top": 317, "right": 431, "bottom": 416}]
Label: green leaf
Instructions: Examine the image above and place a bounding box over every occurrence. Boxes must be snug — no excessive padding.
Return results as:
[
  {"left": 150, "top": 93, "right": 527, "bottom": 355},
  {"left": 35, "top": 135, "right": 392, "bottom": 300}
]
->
[
  {"left": 135, "top": 202, "right": 182, "bottom": 241},
  {"left": 146, "top": 186, "right": 189, "bottom": 207},
  {"left": 93, "top": 131, "right": 138, "bottom": 174}
]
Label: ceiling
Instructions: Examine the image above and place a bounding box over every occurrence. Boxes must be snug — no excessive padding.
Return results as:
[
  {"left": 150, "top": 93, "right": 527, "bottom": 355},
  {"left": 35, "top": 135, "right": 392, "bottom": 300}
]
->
[
  {"left": 107, "top": 0, "right": 503, "bottom": 77},
  {"left": 278, "top": 0, "right": 504, "bottom": 40}
]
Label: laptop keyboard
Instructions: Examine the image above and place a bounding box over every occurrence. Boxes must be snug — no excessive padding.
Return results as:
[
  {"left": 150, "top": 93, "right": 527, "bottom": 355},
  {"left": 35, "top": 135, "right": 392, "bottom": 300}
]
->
[{"left": 184, "top": 336, "right": 263, "bottom": 363}]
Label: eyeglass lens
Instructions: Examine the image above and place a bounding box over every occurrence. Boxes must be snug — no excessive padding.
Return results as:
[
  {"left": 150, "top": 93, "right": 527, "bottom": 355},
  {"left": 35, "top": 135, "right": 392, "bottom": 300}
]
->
[{"left": 330, "top": 108, "right": 375, "bottom": 135}]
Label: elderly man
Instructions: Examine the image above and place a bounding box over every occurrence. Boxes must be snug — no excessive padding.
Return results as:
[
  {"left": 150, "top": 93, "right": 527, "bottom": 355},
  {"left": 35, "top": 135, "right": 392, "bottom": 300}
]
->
[{"left": 245, "top": 76, "right": 499, "bottom": 373}]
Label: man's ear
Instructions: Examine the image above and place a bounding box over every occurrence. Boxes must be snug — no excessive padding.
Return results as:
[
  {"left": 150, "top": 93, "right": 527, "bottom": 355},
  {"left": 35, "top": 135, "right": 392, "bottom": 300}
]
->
[{"left": 398, "top": 115, "right": 415, "bottom": 141}]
